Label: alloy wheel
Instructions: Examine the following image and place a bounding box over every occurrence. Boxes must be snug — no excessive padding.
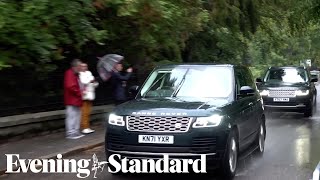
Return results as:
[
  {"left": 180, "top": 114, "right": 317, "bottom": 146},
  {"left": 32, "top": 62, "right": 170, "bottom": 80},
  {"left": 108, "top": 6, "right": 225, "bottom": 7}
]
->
[
  {"left": 229, "top": 137, "right": 237, "bottom": 173},
  {"left": 259, "top": 124, "right": 265, "bottom": 152}
]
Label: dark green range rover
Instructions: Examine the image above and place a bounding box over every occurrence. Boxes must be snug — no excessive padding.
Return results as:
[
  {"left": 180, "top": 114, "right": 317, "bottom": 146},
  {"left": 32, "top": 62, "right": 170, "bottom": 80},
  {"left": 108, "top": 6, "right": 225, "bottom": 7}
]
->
[
  {"left": 256, "top": 66, "right": 318, "bottom": 117},
  {"left": 105, "top": 64, "right": 266, "bottom": 179}
]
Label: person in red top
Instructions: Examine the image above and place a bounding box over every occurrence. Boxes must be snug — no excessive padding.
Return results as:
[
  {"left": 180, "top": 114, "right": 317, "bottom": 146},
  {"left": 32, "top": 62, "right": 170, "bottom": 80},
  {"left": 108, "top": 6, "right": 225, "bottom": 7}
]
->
[{"left": 64, "top": 59, "right": 85, "bottom": 139}]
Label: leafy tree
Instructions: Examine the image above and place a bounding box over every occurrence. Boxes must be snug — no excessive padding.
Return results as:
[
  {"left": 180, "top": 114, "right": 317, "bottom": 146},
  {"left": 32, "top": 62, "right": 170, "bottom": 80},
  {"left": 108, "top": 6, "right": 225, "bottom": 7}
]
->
[
  {"left": 93, "top": 0, "right": 209, "bottom": 71},
  {"left": 0, "top": 0, "right": 107, "bottom": 71}
]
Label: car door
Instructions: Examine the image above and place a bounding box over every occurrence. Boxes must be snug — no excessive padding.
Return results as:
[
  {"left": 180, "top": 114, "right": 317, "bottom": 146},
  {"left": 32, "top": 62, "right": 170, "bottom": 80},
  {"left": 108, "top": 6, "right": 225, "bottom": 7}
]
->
[
  {"left": 234, "top": 68, "right": 254, "bottom": 147},
  {"left": 241, "top": 68, "right": 261, "bottom": 136}
]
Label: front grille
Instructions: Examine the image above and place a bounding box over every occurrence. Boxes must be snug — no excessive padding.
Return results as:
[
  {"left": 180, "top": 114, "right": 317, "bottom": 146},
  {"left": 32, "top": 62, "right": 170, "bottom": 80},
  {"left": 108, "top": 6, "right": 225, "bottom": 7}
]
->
[
  {"left": 126, "top": 116, "right": 192, "bottom": 133},
  {"left": 269, "top": 90, "right": 296, "bottom": 97}
]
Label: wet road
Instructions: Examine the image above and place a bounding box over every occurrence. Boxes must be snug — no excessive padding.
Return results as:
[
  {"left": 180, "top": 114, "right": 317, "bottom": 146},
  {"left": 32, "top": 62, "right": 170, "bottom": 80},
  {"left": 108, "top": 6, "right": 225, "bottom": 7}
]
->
[{"left": 2, "top": 88, "right": 320, "bottom": 180}]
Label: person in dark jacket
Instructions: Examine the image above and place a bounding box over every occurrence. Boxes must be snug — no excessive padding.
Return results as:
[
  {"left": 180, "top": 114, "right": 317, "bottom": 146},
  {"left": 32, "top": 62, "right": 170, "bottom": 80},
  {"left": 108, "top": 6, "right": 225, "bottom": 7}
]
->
[
  {"left": 64, "top": 59, "right": 85, "bottom": 139},
  {"left": 111, "top": 62, "right": 133, "bottom": 105}
]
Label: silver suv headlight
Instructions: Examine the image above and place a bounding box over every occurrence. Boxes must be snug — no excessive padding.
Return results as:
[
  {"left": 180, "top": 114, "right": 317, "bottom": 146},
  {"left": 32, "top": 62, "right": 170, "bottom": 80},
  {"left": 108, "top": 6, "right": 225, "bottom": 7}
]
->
[
  {"left": 192, "top": 114, "right": 223, "bottom": 128},
  {"left": 108, "top": 113, "right": 125, "bottom": 126}
]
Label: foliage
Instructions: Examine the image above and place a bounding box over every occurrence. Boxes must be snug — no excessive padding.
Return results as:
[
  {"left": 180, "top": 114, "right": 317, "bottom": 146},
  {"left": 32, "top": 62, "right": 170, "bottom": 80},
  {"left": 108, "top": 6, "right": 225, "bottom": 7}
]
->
[
  {"left": 1, "top": 0, "right": 320, "bottom": 72},
  {"left": 0, "top": 0, "right": 107, "bottom": 72}
]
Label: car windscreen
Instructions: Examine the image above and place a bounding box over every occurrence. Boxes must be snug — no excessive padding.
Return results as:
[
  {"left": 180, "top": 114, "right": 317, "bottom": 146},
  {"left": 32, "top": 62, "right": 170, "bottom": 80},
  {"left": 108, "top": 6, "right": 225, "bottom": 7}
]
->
[
  {"left": 139, "top": 66, "right": 234, "bottom": 99},
  {"left": 311, "top": 74, "right": 318, "bottom": 78},
  {"left": 310, "top": 71, "right": 319, "bottom": 77},
  {"left": 264, "top": 68, "right": 308, "bottom": 83}
]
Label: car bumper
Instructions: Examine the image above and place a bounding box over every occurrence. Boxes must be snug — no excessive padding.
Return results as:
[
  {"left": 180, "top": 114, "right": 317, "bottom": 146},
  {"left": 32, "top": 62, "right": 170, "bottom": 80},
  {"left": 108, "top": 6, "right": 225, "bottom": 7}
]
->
[
  {"left": 105, "top": 125, "right": 230, "bottom": 169},
  {"left": 262, "top": 95, "right": 312, "bottom": 112}
]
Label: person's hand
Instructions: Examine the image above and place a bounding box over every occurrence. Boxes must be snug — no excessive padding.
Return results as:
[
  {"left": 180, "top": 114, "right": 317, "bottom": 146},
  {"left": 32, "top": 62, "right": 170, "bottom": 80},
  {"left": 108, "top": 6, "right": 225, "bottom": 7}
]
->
[{"left": 127, "top": 67, "right": 133, "bottom": 73}]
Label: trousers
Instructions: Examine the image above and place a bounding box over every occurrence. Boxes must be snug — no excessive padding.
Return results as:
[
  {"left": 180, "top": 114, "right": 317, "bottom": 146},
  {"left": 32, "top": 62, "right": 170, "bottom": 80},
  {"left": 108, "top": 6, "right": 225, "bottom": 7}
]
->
[
  {"left": 65, "top": 106, "right": 81, "bottom": 136},
  {"left": 81, "top": 100, "right": 92, "bottom": 129}
]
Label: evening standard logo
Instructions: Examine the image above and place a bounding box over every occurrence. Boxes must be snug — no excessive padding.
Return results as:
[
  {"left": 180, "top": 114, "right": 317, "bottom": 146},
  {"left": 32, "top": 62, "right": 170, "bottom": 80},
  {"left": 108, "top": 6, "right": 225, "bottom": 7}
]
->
[{"left": 5, "top": 153, "right": 207, "bottom": 178}]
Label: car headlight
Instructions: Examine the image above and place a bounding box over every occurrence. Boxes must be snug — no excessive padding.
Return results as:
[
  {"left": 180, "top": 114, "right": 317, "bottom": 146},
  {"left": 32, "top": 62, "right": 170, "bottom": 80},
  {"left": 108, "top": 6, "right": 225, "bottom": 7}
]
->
[
  {"left": 193, "top": 114, "right": 223, "bottom": 128},
  {"left": 259, "top": 90, "right": 269, "bottom": 96},
  {"left": 295, "top": 90, "right": 309, "bottom": 96},
  {"left": 108, "top": 113, "right": 125, "bottom": 126}
]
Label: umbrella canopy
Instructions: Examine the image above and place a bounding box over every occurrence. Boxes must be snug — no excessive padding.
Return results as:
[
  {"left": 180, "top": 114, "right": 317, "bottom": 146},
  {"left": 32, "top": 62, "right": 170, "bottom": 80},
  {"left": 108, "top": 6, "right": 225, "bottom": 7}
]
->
[{"left": 97, "top": 54, "right": 124, "bottom": 81}]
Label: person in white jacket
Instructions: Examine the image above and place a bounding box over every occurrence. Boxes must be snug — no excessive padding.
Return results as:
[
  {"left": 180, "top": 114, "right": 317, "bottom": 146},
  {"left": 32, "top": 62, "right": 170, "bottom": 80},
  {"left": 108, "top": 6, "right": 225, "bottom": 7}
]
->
[{"left": 79, "top": 63, "right": 99, "bottom": 134}]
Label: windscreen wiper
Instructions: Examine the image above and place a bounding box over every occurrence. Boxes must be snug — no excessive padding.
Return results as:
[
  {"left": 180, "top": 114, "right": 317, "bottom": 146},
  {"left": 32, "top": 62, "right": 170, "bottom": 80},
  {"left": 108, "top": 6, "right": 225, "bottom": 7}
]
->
[{"left": 171, "top": 69, "right": 189, "bottom": 97}]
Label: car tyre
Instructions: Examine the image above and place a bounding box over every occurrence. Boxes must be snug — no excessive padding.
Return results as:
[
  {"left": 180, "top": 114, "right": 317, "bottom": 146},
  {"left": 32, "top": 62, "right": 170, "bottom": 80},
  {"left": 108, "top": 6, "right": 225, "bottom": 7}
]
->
[
  {"left": 304, "top": 107, "right": 312, "bottom": 117},
  {"left": 314, "top": 94, "right": 317, "bottom": 109},
  {"left": 255, "top": 121, "right": 266, "bottom": 155},
  {"left": 220, "top": 130, "right": 238, "bottom": 180},
  {"left": 304, "top": 99, "right": 314, "bottom": 117}
]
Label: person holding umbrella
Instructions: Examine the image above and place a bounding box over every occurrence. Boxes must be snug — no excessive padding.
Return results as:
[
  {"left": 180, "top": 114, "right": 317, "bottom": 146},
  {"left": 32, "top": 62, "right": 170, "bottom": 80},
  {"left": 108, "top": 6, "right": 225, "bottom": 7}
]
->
[
  {"left": 96, "top": 54, "right": 133, "bottom": 105},
  {"left": 111, "top": 62, "right": 133, "bottom": 105}
]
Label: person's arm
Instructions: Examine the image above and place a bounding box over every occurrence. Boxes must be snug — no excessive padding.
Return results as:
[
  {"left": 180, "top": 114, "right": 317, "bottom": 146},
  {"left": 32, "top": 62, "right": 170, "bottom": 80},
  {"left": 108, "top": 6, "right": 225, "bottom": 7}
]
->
[
  {"left": 93, "top": 82, "right": 99, "bottom": 88},
  {"left": 86, "top": 71, "right": 99, "bottom": 87},
  {"left": 79, "top": 72, "right": 91, "bottom": 85},
  {"left": 113, "top": 71, "right": 132, "bottom": 81},
  {"left": 65, "top": 72, "right": 82, "bottom": 97}
]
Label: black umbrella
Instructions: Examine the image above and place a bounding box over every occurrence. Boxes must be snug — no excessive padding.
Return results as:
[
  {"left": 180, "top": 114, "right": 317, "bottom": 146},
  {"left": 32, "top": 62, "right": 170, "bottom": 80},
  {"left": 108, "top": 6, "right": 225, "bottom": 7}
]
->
[{"left": 97, "top": 54, "right": 124, "bottom": 81}]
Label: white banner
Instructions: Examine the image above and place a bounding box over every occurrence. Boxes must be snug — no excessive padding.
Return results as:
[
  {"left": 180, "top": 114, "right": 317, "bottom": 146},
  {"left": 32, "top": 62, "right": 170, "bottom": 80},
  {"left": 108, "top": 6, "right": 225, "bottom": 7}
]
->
[{"left": 5, "top": 153, "right": 207, "bottom": 178}]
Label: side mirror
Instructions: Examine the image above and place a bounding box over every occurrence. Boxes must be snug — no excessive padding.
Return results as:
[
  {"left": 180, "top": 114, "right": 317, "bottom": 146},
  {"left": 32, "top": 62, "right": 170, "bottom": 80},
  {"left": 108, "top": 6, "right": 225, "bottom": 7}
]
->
[
  {"left": 239, "top": 86, "right": 255, "bottom": 96},
  {"left": 128, "top": 85, "right": 139, "bottom": 96},
  {"left": 311, "top": 78, "right": 318, "bottom": 82},
  {"left": 256, "top": 77, "right": 263, "bottom": 83}
]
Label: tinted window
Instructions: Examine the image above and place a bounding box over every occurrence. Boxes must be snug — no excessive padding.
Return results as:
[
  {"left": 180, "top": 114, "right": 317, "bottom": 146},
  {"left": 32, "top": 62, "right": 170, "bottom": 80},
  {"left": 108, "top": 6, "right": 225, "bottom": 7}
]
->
[
  {"left": 264, "top": 68, "right": 308, "bottom": 83},
  {"left": 310, "top": 71, "right": 319, "bottom": 79},
  {"left": 242, "top": 68, "right": 256, "bottom": 89},
  {"left": 235, "top": 67, "right": 255, "bottom": 94},
  {"left": 235, "top": 68, "right": 246, "bottom": 94}
]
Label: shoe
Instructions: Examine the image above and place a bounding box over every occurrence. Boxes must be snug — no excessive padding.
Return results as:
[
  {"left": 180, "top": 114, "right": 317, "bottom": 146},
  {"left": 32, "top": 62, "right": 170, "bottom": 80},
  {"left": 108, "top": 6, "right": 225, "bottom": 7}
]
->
[
  {"left": 82, "top": 128, "right": 95, "bottom": 134},
  {"left": 66, "top": 134, "right": 84, "bottom": 139},
  {"left": 74, "top": 134, "right": 84, "bottom": 139}
]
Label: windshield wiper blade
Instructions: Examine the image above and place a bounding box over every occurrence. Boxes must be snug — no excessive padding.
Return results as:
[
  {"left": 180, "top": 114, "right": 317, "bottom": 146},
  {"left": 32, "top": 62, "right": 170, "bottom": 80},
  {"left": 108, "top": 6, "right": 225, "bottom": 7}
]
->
[{"left": 171, "top": 69, "right": 189, "bottom": 97}]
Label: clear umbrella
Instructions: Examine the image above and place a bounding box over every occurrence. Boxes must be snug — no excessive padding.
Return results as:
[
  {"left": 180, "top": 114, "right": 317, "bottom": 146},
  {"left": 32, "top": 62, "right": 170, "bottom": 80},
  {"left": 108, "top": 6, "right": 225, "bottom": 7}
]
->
[{"left": 97, "top": 54, "right": 124, "bottom": 81}]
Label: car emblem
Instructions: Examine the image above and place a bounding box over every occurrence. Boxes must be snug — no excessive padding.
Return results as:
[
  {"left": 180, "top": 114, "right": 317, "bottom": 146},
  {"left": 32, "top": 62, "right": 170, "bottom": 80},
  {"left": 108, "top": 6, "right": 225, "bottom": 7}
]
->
[{"left": 175, "top": 123, "right": 182, "bottom": 128}]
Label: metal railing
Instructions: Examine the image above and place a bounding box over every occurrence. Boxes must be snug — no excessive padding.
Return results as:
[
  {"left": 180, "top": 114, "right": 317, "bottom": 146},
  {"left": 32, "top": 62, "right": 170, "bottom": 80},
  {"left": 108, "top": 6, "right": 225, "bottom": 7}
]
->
[{"left": 0, "top": 68, "right": 147, "bottom": 117}]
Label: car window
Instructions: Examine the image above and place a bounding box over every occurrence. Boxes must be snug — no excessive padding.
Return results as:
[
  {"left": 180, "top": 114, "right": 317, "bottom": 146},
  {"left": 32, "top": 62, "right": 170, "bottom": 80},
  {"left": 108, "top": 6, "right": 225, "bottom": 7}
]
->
[
  {"left": 235, "top": 67, "right": 256, "bottom": 96},
  {"left": 264, "top": 68, "right": 308, "bottom": 83},
  {"left": 235, "top": 68, "right": 246, "bottom": 94},
  {"left": 242, "top": 68, "right": 256, "bottom": 90}
]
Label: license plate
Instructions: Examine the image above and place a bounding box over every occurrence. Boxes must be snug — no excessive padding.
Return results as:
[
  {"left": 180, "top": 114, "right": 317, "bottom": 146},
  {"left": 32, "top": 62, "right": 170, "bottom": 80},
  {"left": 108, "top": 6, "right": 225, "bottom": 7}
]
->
[
  {"left": 138, "top": 135, "right": 174, "bottom": 144},
  {"left": 273, "top": 98, "right": 289, "bottom": 102}
]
